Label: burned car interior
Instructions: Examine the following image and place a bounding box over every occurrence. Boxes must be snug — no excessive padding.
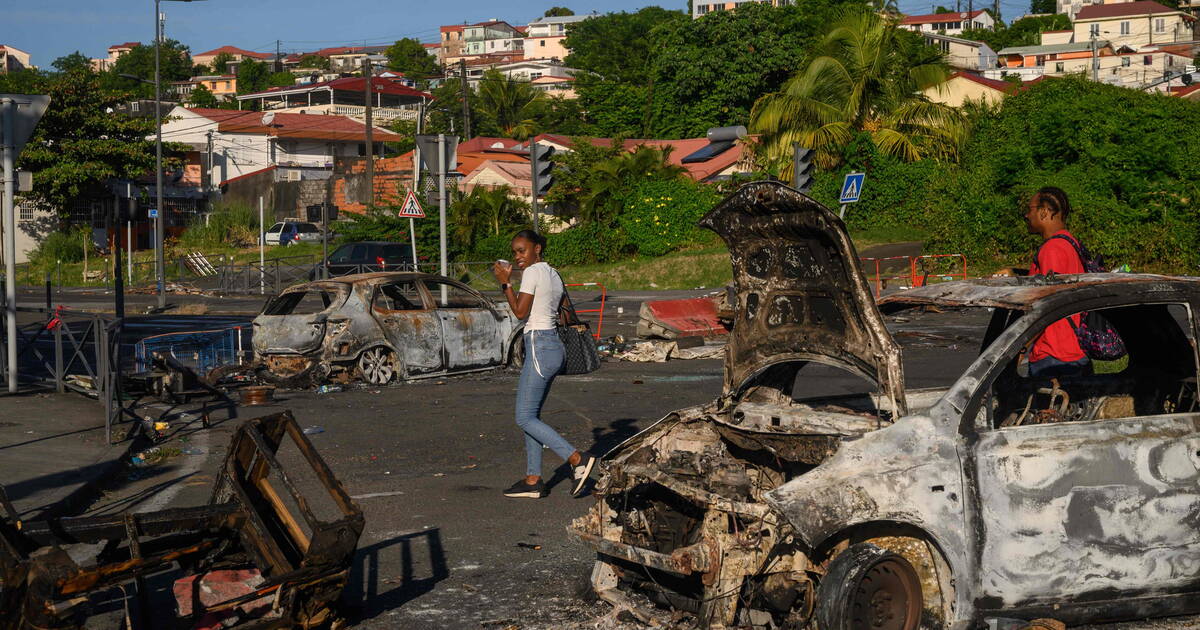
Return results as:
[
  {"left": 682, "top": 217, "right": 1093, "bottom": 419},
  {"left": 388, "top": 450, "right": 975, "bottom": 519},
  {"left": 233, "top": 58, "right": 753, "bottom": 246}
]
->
[{"left": 978, "top": 303, "right": 1199, "bottom": 428}]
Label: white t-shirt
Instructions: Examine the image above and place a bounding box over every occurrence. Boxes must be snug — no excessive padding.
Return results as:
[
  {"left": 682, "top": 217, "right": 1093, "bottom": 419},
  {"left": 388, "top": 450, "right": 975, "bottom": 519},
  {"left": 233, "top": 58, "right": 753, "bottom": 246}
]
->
[{"left": 518, "top": 261, "right": 563, "bottom": 330}]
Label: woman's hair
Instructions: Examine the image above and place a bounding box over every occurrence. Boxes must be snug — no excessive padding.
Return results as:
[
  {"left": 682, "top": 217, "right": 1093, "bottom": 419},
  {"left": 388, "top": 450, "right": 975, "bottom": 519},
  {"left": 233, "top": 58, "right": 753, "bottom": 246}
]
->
[
  {"left": 1032, "top": 187, "right": 1071, "bottom": 219},
  {"left": 512, "top": 229, "right": 547, "bottom": 253}
]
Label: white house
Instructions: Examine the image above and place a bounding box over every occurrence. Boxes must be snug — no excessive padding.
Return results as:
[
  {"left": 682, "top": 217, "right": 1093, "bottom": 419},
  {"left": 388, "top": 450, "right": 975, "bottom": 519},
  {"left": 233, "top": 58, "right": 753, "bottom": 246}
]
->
[
  {"left": 922, "top": 33, "right": 999, "bottom": 71},
  {"left": 158, "top": 107, "right": 404, "bottom": 186},
  {"left": 900, "top": 9, "right": 994, "bottom": 35}
]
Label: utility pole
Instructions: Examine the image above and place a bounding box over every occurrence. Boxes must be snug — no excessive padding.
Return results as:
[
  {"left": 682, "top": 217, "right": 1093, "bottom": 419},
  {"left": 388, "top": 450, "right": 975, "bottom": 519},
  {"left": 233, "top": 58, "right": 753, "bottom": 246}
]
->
[
  {"left": 993, "top": 0, "right": 1000, "bottom": 27},
  {"left": 275, "top": 40, "right": 282, "bottom": 73},
  {"left": 459, "top": 60, "right": 471, "bottom": 140},
  {"left": 153, "top": 0, "right": 165, "bottom": 309},
  {"left": 205, "top": 129, "right": 214, "bottom": 194},
  {"left": 363, "top": 57, "right": 374, "bottom": 206},
  {"left": 968, "top": 0, "right": 973, "bottom": 18},
  {"left": 1091, "top": 34, "right": 1099, "bottom": 81},
  {"left": 437, "top": 133, "right": 447, "bottom": 305},
  {"left": 2, "top": 98, "right": 16, "bottom": 393}
]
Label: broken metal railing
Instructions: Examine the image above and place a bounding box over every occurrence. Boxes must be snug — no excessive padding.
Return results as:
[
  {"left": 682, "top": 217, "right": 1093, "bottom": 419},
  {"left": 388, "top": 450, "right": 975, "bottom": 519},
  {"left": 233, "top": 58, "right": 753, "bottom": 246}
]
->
[
  {"left": 215, "top": 255, "right": 319, "bottom": 294},
  {"left": 860, "top": 253, "right": 968, "bottom": 296}
]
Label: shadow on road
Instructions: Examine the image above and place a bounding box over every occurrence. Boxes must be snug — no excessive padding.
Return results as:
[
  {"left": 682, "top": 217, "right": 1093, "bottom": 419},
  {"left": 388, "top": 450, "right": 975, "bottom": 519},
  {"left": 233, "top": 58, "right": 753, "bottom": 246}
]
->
[{"left": 344, "top": 527, "right": 449, "bottom": 623}]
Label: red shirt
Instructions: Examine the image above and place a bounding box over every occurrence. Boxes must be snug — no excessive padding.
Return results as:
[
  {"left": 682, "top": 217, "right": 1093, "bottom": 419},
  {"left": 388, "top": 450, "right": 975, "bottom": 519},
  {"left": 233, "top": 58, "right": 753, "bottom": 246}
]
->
[{"left": 1029, "top": 230, "right": 1086, "bottom": 363}]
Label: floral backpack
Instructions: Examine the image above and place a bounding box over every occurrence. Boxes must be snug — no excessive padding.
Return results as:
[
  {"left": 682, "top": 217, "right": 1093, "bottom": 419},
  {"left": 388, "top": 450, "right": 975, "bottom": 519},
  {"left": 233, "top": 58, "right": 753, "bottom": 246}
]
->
[{"left": 1034, "top": 235, "right": 1127, "bottom": 361}]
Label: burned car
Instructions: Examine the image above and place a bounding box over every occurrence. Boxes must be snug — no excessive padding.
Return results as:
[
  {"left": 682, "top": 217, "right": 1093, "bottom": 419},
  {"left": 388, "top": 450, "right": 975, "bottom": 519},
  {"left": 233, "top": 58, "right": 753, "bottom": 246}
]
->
[
  {"left": 253, "top": 272, "right": 521, "bottom": 385},
  {"left": 570, "top": 181, "right": 1200, "bottom": 630}
]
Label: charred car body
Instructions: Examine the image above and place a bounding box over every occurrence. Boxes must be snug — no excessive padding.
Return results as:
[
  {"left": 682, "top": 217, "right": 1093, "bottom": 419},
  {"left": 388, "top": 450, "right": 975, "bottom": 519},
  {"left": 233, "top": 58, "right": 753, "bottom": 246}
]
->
[
  {"left": 253, "top": 272, "right": 521, "bottom": 386},
  {"left": 570, "top": 182, "right": 1200, "bottom": 629}
]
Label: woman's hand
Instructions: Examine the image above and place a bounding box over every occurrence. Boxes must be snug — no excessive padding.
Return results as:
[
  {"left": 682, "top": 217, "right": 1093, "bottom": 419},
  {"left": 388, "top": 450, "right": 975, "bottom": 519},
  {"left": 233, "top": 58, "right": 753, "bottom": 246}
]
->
[{"left": 492, "top": 260, "right": 513, "bottom": 284}]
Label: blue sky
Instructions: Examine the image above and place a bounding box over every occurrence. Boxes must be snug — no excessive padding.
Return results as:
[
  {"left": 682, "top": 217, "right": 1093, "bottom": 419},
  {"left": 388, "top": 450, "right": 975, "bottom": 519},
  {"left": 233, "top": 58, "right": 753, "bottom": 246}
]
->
[{"left": 8, "top": 1, "right": 675, "bottom": 68}]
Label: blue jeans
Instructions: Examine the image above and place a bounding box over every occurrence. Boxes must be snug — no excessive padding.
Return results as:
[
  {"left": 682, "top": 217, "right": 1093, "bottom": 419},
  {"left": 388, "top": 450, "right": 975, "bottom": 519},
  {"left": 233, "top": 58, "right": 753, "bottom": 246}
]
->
[{"left": 516, "top": 329, "right": 573, "bottom": 476}]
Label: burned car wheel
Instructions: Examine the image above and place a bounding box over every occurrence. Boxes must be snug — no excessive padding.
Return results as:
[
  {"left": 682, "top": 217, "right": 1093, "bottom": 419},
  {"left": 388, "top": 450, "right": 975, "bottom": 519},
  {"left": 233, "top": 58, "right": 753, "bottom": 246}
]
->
[
  {"left": 357, "top": 347, "right": 397, "bottom": 384},
  {"left": 817, "top": 543, "right": 922, "bottom": 630},
  {"left": 508, "top": 334, "right": 525, "bottom": 368}
]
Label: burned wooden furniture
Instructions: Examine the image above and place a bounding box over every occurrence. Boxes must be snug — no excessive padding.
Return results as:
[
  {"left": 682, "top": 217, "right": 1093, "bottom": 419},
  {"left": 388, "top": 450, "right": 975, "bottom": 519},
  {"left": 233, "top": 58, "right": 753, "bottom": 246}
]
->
[{"left": 0, "top": 410, "right": 363, "bottom": 629}]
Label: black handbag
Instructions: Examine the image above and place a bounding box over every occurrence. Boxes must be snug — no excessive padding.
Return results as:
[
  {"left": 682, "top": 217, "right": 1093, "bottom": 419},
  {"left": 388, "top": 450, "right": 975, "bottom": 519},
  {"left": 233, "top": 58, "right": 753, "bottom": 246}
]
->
[{"left": 556, "top": 285, "right": 601, "bottom": 375}]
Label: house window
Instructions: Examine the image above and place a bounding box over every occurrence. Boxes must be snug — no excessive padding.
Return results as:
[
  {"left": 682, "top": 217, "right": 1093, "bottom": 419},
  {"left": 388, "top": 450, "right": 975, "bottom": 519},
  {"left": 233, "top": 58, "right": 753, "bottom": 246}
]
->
[
  {"left": 1036, "top": 55, "right": 1046, "bottom": 65},
  {"left": 1090, "top": 24, "right": 1100, "bottom": 36},
  {"left": 1144, "top": 55, "right": 1153, "bottom": 65},
  {"left": 1119, "top": 21, "right": 1130, "bottom": 35},
  {"left": 1122, "top": 56, "right": 1131, "bottom": 67},
  {"left": 540, "top": 40, "right": 546, "bottom": 47},
  {"left": 530, "top": 72, "right": 542, "bottom": 80},
  {"left": 1055, "top": 62, "right": 1064, "bottom": 72},
  {"left": 1155, "top": 17, "right": 1166, "bottom": 32}
]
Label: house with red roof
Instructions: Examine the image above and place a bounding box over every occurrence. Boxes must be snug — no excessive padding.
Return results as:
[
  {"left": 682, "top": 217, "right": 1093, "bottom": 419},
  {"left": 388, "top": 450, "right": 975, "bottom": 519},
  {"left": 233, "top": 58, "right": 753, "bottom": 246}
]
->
[
  {"left": 1071, "top": 1, "right": 1194, "bottom": 50},
  {"left": 235, "top": 76, "right": 431, "bottom": 125},
  {"left": 192, "top": 45, "right": 273, "bottom": 68},
  {"left": 899, "top": 9, "right": 994, "bottom": 35},
  {"left": 527, "top": 132, "right": 752, "bottom": 183}
]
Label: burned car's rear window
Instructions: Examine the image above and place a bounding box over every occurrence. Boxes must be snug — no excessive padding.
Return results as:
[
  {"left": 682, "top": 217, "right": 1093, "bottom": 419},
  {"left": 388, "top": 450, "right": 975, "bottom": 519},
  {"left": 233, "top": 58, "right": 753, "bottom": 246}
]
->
[{"left": 263, "top": 288, "right": 344, "bottom": 315}]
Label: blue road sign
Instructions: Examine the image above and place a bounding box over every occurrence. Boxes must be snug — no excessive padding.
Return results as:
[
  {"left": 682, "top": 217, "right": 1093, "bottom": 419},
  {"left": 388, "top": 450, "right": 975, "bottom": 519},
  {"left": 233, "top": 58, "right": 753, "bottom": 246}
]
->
[
  {"left": 839, "top": 172, "right": 865, "bottom": 204},
  {"left": 148, "top": 208, "right": 158, "bottom": 218}
]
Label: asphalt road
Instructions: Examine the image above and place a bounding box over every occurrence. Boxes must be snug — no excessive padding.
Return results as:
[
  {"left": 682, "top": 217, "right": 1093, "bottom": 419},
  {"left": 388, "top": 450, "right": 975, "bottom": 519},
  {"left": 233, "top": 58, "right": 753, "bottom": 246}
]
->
[{"left": 49, "top": 300, "right": 1200, "bottom": 630}]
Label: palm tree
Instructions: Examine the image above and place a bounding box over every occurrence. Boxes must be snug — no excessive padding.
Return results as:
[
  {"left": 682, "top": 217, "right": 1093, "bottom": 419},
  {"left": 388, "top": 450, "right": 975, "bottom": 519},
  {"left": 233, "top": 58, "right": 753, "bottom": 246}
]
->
[
  {"left": 581, "top": 145, "right": 686, "bottom": 224},
  {"left": 448, "top": 185, "right": 530, "bottom": 250},
  {"left": 476, "top": 68, "right": 544, "bottom": 140},
  {"left": 749, "top": 8, "right": 965, "bottom": 178}
]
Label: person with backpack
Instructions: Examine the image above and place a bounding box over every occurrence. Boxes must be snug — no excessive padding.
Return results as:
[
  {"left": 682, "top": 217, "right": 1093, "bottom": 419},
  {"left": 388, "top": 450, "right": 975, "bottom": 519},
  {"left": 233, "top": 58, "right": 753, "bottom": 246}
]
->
[{"left": 1024, "top": 187, "right": 1091, "bottom": 378}]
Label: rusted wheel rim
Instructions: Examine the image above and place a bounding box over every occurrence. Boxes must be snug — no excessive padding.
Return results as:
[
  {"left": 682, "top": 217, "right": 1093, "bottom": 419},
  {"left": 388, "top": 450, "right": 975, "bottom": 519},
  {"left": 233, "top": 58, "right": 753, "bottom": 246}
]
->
[
  {"left": 849, "top": 557, "right": 922, "bottom": 630},
  {"left": 358, "top": 347, "right": 395, "bottom": 384}
]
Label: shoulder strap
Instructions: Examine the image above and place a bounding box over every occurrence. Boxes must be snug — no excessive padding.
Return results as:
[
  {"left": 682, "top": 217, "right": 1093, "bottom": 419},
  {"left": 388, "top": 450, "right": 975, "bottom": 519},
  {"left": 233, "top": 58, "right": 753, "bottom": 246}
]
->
[{"left": 1035, "top": 234, "right": 1087, "bottom": 272}]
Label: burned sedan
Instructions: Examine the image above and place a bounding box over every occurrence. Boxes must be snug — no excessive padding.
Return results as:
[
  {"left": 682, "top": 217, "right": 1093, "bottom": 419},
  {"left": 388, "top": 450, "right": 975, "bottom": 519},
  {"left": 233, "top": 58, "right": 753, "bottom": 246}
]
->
[
  {"left": 570, "top": 181, "right": 1200, "bottom": 630},
  {"left": 253, "top": 272, "right": 521, "bottom": 385}
]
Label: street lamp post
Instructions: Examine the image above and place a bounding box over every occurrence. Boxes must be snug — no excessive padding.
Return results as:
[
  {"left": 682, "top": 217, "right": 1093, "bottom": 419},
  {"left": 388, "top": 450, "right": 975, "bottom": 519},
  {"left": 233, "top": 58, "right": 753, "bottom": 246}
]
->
[{"left": 153, "top": 0, "right": 205, "bottom": 309}]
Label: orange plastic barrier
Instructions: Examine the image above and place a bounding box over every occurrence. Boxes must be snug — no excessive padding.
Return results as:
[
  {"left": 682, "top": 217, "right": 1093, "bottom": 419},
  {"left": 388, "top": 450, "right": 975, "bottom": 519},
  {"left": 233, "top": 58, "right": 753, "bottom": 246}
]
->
[{"left": 565, "top": 282, "right": 607, "bottom": 339}]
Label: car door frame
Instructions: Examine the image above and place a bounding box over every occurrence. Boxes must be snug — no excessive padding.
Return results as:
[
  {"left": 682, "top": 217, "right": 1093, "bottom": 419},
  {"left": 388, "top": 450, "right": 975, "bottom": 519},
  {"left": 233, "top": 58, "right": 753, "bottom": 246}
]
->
[
  {"left": 421, "top": 277, "right": 506, "bottom": 371},
  {"left": 954, "top": 293, "right": 1200, "bottom": 623},
  {"left": 366, "top": 279, "right": 446, "bottom": 377}
]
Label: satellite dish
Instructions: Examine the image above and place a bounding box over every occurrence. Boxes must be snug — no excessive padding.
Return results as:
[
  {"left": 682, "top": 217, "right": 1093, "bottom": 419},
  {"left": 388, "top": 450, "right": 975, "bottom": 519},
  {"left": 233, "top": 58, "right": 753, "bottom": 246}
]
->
[{"left": 261, "top": 111, "right": 276, "bottom": 126}]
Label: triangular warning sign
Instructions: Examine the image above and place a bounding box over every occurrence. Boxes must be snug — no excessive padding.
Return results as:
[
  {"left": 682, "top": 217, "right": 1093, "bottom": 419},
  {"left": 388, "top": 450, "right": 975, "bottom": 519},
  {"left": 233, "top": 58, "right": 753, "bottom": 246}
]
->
[
  {"left": 397, "top": 189, "right": 425, "bottom": 218},
  {"left": 843, "top": 180, "right": 858, "bottom": 199}
]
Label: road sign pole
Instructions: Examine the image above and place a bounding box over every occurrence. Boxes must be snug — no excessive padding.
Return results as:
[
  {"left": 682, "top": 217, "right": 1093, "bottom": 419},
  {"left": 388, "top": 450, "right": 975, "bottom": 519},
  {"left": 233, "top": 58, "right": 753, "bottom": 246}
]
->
[
  {"left": 437, "top": 134, "right": 447, "bottom": 305},
  {"left": 2, "top": 98, "right": 16, "bottom": 393},
  {"left": 531, "top": 140, "right": 539, "bottom": 231},
  {"left": 258, "top": 196, "right": 265, "bottom": 295},
  {"left": 408, "top": 217, "right": 417, "bottom": 271},
  {"left": 839, "top": 204, "right": 847, "bottom": 219}
]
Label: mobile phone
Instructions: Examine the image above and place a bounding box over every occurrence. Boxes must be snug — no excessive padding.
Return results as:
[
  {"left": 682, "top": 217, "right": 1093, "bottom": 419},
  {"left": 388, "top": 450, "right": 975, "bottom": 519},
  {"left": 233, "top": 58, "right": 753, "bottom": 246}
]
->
[{"left": 497, "top": 259, "right": 510, "bottom": 266}]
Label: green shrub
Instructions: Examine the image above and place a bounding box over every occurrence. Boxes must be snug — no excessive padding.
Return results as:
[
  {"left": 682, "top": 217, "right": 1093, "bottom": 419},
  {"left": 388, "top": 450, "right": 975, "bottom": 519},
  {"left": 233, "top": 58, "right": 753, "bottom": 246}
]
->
[
  {"left": 616, "top": 178, "right": 722, "bottom": 257},
  {"left": 925, "top": 77, "right": 1200, "bottom": 272},
  {"left": 469, "top": 233, "right": 516, "bottom": 262},
  {"left": 546, "top": 223, "right": 629, "bottom": 266},
  {"left": 180, "top": 202, "right": 259, "bottom": 248},
  {"left": 30, "top": 228, "right": 89, "bottom": 264}
]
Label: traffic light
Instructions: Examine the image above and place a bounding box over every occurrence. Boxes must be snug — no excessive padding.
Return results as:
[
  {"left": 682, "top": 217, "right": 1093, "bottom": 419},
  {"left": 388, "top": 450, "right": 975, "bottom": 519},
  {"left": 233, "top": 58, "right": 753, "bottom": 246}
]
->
[
  {"left": 793, "top": 144, "right": 815, "bottom": 194},
  {"left": 531, "top": 142, "right": 556, "bottom": 197}
]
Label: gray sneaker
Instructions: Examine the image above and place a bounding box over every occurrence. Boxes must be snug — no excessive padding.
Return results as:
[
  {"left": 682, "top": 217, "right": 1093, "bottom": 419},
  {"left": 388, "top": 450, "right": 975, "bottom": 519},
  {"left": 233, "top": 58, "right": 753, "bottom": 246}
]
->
[
  {"left": 571, "top": 454, "right": 597, "bottom": 496},
  {"left": 503, "top": 478, "right": 546, "bottom": 498}
]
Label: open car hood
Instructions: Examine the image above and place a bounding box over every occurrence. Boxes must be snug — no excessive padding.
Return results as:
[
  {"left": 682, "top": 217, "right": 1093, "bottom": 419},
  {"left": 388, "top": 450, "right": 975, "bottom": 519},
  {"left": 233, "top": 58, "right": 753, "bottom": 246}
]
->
[{"left": 699, "top": 181, "right": 907, "bottom": 416}]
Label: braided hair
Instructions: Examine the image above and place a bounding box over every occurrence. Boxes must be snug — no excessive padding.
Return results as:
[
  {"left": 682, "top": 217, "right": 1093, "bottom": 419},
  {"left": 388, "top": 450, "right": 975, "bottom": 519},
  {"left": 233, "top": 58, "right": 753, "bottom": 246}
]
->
[{"left": 1032, "top": 187, "right": 1071, "bottom": 220}]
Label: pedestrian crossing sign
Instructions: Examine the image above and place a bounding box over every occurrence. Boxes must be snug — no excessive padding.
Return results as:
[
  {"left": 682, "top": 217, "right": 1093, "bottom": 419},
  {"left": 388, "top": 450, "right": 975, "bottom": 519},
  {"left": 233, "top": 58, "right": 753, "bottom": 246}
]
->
[
  {"left": 839, "top": 172, "right": 865, "bottom": 204},
  {"left": 397, "top": 190, "right": 425, "bottom": 218}
]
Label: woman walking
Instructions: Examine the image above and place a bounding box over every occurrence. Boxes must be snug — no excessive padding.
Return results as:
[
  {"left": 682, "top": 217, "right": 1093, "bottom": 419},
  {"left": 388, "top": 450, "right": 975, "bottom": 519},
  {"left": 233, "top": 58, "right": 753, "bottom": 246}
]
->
[{"left": 493, "top": 230, "right": 596, "bottom": 498}]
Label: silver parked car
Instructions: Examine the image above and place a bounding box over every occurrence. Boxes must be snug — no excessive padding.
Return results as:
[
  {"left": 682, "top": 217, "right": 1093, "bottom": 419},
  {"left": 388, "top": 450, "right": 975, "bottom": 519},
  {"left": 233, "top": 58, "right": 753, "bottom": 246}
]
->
[
  {"left": 571, "top": 181, "right": 1200, "bottom": 630},
  {"left": 252, "top": 272, "right": 521, "bottom": 386}
]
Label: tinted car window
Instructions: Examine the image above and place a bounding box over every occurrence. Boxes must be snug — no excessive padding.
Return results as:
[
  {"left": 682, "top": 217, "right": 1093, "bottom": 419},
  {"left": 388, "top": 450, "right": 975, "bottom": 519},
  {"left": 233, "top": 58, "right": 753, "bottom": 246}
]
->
[
  {"left": 329, "top": 245, "right": 353, "bottom": 263},
  {"left": 349, "top": 245, "right": 368, "bottom": 260},
  {"left": 263, "top": 289, "right": 341, "bottom": 315},
  {"left": 424, "top": 280, "right": 487, "bottom": 309},
  {"left": 296, "top": 223, "right": 319, "bottom": 233},
  {"left": 267, "top": 223, "right": 284, "bottom": 233},
  {"left": 381, "top": 244, "right": 412, "bottom": 263}
]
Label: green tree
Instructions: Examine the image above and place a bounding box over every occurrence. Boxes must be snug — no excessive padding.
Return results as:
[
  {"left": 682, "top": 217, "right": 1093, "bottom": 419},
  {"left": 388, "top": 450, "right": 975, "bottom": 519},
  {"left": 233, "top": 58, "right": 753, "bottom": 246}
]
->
[
  {"left": 236, "top": 58, "right": 271, "bottom": 95},
  {"left": 475, "top": 68, "right": 544, "bottom": 140},
  {"left": 1029, "top": 0, "right": 1057, "bottom": 13},
  {"left": 543, "top": 137, "right": 625, "bottom": 218},
  {"left": 450, "top": 185, "right": 530, "bottom": 252},
  {"left": 563, "top": 7, "right": 686, "bottom": 84},
  {"left": 268, "top": 71, "right": 295, "bottom": 88},
  {"left": 580, "top": 145, "right": 686, "bottom": 224},
  {"left": 106, "top": 40, "right": 193, "bottom": 97},
  {"left": 298, "top": 54, "right": 330, "bottom": 70},
  {"left": 750, "top": 7, "right": 963, "bottom": 177},
  {"left": 544, "top": 6, "right": 575, "bottom": 16},
  {"left": 386, "top": 118, "right": 417, "bottom": 154},
  {"left": 210, "top": 51, "right": 235, "bottom": 74},
  {"left": 0, "top": 69, "right": 46, "bottom": 94},
  {"left": 385, "top": 38, "right": 440, "bottom": 81},
  {"left": 13, "top": 69, "right": 168, "bottom": 215},
  {"left": 188, "top": 83, "right": 219, "bottom": 107},
  {"left": 51, "top": 52, "right": 92, "bottom": 74}
]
